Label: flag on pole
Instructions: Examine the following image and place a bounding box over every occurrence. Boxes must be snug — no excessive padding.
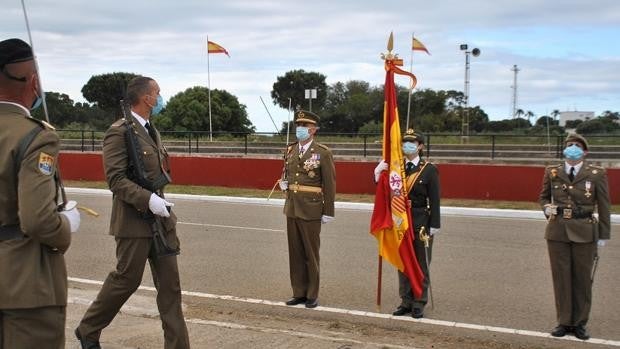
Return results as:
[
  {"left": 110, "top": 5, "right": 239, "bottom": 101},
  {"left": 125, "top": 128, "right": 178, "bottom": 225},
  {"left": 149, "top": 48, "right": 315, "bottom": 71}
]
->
[
  {"left": 412, "top": 37, "right": 430, "bottom": 55},
  {"left": 207, "top": 40, "right": 230, "bottom": 57},
  {"left": 370, "top": 57, "right": 424, "bottom": 299}
]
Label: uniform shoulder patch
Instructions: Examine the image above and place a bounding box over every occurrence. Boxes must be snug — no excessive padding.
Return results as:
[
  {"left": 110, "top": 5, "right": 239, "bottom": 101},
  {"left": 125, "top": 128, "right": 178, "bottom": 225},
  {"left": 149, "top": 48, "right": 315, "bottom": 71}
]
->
[
  {"left": 38, "top": 152, "right": 55, "bottom": 176},
  {"left": 316, "top": 143, "right": 330, "bottom": 150}
]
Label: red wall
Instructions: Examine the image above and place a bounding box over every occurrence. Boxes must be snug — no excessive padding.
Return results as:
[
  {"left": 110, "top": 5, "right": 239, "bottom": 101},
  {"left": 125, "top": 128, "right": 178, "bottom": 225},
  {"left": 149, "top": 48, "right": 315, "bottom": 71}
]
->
[{"left": 58, "top": 153, "right": 619, "bottom": 204}]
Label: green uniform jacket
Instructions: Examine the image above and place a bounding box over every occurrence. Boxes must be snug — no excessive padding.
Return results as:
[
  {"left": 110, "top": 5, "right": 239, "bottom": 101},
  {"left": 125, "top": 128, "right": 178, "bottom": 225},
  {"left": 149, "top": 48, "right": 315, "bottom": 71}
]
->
[
  {"left": 539, "top": 162, "right": 611, "bottom": 242},
  {"left": 0, "top": 102, "right": 71, "bottom": 309},
  {"left": 284, "top": 141, "right": 336, "bottom": 220},
  {"left": 103, "top": 116, "right": 178, "bottom": 248}
]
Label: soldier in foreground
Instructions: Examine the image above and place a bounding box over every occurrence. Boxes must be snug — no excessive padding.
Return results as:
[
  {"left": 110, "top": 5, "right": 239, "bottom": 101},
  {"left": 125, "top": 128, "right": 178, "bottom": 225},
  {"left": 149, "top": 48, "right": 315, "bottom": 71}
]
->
[
  {"left": 75, "top": 76, "right": 190, "bottom": 349},
  {"left": 0, "top": 38, "right": 80, "bottom": 349},
  {"left": 279, "top": 110, "right": 336, "bottom": 309},
  {"left": 539, "top": 133, "right": 611, "bottom": 340}
]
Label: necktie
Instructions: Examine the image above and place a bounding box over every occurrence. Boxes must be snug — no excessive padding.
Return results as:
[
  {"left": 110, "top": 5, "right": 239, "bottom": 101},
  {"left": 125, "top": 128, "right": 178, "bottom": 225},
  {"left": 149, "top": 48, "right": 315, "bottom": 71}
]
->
[
  {"left": 406, "top": 162, "right": 415, "bottom": 175},
  {"left": 569, "top": 167, "right": 575, "bottom": 182},
  {"left": 145, "top": 122, "right": 157, "bottom": 142}
]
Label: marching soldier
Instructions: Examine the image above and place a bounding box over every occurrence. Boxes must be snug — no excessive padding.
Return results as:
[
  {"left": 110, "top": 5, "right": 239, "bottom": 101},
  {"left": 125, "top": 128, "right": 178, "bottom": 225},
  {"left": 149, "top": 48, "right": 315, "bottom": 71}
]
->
[
  {"left": 0, "top": 38, "right": 80, "bottom": 348},
  {"left": 539, "top": 133, "right": 611, "bottom": 340},
  {"left": 279, "top": 110, "right": 336, "bottom": 309},
  {"left": 75, "top": 76, "right": 190, "bottom": 349},
  {"left": 374, "top": 128, "right": 441, "bottom": 318}
]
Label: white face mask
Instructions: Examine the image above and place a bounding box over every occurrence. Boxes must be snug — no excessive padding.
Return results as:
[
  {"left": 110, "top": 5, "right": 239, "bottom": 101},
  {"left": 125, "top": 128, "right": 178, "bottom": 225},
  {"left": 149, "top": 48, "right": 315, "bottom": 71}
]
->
[{"left": 402, "top": 141, "right": 419, "bottom": 155}]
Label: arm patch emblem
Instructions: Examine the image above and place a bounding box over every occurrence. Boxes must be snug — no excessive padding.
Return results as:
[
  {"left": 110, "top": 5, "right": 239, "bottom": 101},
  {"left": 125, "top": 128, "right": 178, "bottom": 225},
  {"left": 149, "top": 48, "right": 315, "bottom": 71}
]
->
[{"left": 38, "top": 152, "right": 55, "bottom": 176}]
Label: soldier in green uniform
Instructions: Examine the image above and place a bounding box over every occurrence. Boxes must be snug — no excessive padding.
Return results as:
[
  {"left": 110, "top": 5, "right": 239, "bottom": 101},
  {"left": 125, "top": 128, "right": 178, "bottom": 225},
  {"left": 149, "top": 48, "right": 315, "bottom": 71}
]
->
[
  {"left": 279, "top": 110, "right": 336, "bottom": 309},
  {"left": 374, "top": 129, "right": 441, "bottom": 319},
  {"left": 539, "top": 133, "right": 611, "bottom": 340},
  {"left": 75, "top": 76, "right": 190, "bottom": 349},
  {"left": 0, "top": 38, "right": 80, "bottom": 349}
]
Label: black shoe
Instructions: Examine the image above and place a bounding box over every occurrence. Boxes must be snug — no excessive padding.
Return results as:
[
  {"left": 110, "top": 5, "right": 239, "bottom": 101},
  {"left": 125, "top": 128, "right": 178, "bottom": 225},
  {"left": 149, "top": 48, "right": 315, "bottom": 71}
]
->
[
  {"left": 573, "top": 325, "right": 590, "bottom": 340},
  {"left": 75, "top": 328, "right": 101, "bottom": 349},
  {"left": 392, "top": 306, "right": 411, "bottom": 316},
  {"left": 305, "top": 298, "right": 319, "bottom": 308},
  {"left": 550, "top": 325, "right": 569, "bottom": 337},
  {"left": 412, "top": 308, "right": 424, "bottom": 319},
  {"left": 285, "top": 297, "right": 307, "bottom": 306}
]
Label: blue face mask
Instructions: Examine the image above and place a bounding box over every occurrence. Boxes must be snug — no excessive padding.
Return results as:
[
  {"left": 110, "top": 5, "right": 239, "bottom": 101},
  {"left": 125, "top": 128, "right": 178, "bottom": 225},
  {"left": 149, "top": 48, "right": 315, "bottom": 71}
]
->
[
  {"left": 31, "top": 91, "right": 42, "bottom": 110},
  {"left": 402, "top": 141, "right": 418, "bottom": 155},
  {"left": 296, "top": 126, "right": 310, "bottom": 141},
  {"left": 150, "top": 94, "right": 165, "bottom": 116},
  {"left": 563, "top": 144, "right": 585, "bottom": 160}
]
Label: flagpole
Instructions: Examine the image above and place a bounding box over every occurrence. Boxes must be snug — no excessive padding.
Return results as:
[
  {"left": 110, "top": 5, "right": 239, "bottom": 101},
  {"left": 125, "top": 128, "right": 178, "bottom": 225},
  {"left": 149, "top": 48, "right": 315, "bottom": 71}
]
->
[
  {"left": 207, "top": 35, "right": 213, "bottom": 142},
  {"left": 376, "top": 255, "right": 383, "bottom": 312},
  {"left": 405, "top": 32, "right": 414, "bottom": 129}
]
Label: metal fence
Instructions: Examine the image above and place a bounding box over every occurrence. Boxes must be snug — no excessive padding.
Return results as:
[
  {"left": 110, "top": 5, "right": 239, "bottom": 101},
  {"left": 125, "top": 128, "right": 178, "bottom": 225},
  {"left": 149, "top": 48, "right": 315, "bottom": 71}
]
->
[{"left": 56, "top": 129, "right": 620, "bottom": 160}]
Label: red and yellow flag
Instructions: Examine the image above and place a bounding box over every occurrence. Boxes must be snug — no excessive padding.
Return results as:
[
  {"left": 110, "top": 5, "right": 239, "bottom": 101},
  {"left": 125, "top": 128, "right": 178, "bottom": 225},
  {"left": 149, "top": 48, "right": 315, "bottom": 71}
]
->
[
  {"left": 412, "top": 37, "right": 430, "bottom": 55},
  {"left": 370, "top": 58, "right": 424, "bottom": 299},
  {"left": 207, "top": 40, "right": 230, "bottom": 57}
]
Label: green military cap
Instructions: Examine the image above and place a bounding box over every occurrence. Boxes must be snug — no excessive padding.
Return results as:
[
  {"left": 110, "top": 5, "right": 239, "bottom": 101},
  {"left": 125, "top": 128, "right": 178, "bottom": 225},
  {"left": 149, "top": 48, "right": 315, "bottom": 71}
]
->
[
  {"left": 294, "top": 109, "right": 320, "bottom": 125},
  {"left": 565, "top": 133, "right": 589, "bottom": 151},
  {"left": 0, "top": 38, "right": 34, "bottom": 69},
  {"left": 402, "top": 128, "right": 424, "bottom": 144}
]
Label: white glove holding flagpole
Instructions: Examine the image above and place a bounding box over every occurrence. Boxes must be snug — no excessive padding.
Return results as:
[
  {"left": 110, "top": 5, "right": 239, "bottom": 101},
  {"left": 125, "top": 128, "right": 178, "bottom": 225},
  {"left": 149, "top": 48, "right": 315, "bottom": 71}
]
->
[{"left": 374, "top": 160, "right": 388, "bottom": 182}]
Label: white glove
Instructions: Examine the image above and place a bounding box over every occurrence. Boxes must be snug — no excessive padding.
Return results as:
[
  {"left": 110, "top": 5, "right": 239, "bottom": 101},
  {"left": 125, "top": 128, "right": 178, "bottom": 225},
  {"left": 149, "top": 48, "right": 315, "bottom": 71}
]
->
[
  {"left": 60, "top": 200, "right": 81, "bottom": 233},
  {"left": 149, "top": 193, "right": 174, "bottom": 218},
  {"left": 374, "top": 160, "right": 388, "bottom": 182},
  {"left": 543, "top": 204, "right": 557, "bottom": 216},
  {"left": 279, "top": 179, "right": 288, "bottom": 191},
  {"left": 430, "top": 227, "right": 440, "bottom": 236},
  {"left": 598, "top": 239, "right": 608, "bottom": 247},
  {"left": 321, "top": 215, "right": 335, "bottom": 224}
]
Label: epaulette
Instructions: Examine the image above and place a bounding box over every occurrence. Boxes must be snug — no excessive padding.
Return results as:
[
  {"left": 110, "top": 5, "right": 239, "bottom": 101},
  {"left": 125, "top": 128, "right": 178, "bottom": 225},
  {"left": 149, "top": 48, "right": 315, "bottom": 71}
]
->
[
  {"left": 587, "top": 164, "right": 604, "bottom": 170},
  {"left": 111, "top": 118, "right": 128, "bottom": 127},
  {"left": 546, "top": 164, "right": 562, "bottom": 169},
  {"left": 25, "top": 116, "right": 54, "bottom": 131},
  {"left": 316, "top": 143, "right": 330, "bottom": 150}
]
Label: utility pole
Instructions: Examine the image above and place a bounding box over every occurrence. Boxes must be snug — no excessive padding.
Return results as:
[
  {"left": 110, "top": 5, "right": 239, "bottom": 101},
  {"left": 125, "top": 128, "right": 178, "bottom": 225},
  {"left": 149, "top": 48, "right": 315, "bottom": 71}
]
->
[
  {"left": 460, "top": 44, "right": 480, "bottom": 143},
  {"left": 511, "top": 64, "right": 520, "bottom": 119}
]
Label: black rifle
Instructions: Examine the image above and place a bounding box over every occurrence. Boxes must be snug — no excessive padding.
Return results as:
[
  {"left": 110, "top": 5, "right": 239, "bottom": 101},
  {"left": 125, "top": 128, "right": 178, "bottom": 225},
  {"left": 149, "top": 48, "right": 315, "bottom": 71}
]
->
[{"left": 119, "top": 100, "right": 178, "bottom": 257}]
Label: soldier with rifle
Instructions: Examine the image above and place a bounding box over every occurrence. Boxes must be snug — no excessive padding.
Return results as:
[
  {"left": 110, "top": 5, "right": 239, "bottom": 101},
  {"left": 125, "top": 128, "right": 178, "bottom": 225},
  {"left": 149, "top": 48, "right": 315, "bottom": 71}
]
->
[{"left": 75, "top": 76, "right": 190, "bottom": 349}]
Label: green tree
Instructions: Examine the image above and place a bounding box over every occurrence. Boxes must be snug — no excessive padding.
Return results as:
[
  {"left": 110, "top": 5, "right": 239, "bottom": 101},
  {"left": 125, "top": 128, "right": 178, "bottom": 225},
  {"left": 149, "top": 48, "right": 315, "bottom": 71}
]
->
[
  {"left": 31, "top": 92, "right": 79, "bottom": 127},
  {"left": 270, "top": 70, "right": 328, "bottom": 111},
  {"left": 157, "top": 86, "right": 255, "bottom": 134},
  {"left": 81, "top": 72, "right": 139, "bottom": 116}
]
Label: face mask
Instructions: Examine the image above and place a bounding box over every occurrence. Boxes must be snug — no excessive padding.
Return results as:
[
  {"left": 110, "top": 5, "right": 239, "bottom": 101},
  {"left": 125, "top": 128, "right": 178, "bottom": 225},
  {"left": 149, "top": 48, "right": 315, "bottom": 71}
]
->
[
  {"left": 150, "top": 94, "right": 165, "bottom": 115},
  {"left": 31, "top": 91, "right": 42, "bottom": 110},
  {"left": 563, "top": 144, "right": 584, "bottom": 160},
  {"left": 296, "top": 126, "right": 310, "bottom": 141},
  {"left": 402, "top": 141, "right": 418, "bottom": 155}
]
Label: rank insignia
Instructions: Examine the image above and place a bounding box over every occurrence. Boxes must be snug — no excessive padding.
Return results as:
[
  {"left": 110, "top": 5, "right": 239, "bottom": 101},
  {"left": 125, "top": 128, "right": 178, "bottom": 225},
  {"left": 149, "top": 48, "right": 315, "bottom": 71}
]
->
[{"left": 38, "top": 152, "right": 54, "bottom": 176}]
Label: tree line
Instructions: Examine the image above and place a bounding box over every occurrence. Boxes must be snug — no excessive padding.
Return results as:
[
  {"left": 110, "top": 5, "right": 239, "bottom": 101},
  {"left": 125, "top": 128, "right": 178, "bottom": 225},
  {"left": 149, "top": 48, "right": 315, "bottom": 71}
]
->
[{"left": 34, "top": 71, "right": 619, "bottom": 136}]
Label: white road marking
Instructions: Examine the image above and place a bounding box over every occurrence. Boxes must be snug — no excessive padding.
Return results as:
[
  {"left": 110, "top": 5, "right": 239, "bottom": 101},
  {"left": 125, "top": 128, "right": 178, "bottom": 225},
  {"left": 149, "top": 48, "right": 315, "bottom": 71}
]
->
[
  {"left": 68, "top": 277, "right": 620, "bottom": 347},
  {"left": 179, "top": 221, "right": 284, "bottom": 233}
]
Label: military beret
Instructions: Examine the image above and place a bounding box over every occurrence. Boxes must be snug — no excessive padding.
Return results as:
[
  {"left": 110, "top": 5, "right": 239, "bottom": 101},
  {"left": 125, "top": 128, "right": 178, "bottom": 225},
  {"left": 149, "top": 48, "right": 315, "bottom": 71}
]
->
[
  {"left": 402, "top": 128, "right": 424, "bottom": 144},
  {"left": 565, "top": 133, "right": 589, "bottom": 151},
  {"left": 294, "top": 110, "right": 319, "bottom": 125},
  {"left": 0, "top": 38, "right": 33, "bottom": 69}
]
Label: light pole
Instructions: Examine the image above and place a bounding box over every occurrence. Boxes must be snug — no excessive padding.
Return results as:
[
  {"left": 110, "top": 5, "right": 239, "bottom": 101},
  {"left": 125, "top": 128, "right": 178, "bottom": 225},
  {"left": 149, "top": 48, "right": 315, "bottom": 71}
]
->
[
  {"left": 460, "top": 44, "right": 480, "bottom": 142},
  {"left": 304, "top": 88, "right": 317, "bottom": 111}
]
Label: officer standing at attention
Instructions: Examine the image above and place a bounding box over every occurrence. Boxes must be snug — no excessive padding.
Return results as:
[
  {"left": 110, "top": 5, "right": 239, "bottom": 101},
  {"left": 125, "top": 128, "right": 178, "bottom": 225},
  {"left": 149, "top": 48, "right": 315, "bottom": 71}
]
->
[
  {"left": 539, "top": 133, "right": 610, "bottom": 341},
  {"left": 75, "top": 76, "right": 190, "bottom": 349},
  {"left": 374, "top": 129, "right": 441, "bottom": 319},
  {"left": 0, "top": 38, "right": 80, "bottom": 348},
  {"left": 279, "top": 110, "right": 336, "bottom": 309}
]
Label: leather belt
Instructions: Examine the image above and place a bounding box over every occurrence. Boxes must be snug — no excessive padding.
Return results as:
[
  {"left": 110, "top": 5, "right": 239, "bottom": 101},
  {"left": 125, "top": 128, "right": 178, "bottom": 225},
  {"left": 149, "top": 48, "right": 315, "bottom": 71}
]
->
[
  {"left": 555, "top": 207, "right": 593, "bottom": 219},
  {"left": 289, "top": 184, "right": 322, "bottom": 193},
  {"left": 0, "top": 225, "right": 25, "bottom": 241}
]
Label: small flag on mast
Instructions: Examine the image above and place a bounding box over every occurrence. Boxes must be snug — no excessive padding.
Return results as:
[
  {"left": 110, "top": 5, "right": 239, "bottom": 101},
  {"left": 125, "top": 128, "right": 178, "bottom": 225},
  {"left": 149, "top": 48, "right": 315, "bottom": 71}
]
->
[
  {"left": 412, "top": 37, "right": 430, "bottom": 55},
  {"left": 207, "top": 40, "right": 230, "bottom": 57}
]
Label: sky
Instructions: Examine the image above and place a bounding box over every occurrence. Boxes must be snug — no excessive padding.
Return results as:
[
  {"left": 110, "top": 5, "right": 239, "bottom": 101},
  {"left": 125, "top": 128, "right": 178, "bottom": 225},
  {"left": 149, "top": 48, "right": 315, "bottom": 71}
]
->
[{"left": 4, "top": 0, "right": 620, "bottom": 132}]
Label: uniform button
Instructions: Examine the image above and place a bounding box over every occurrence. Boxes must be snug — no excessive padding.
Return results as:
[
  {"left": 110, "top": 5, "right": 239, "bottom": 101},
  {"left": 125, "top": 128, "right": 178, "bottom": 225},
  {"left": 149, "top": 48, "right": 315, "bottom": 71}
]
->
[
  {"left": 567, "top": 204, "right": 572, "bottom": 208},
  {"left": 568, "top": 186, "right": 573, "bottom": 189},
  {"left": 296, "top": 173, "right": 299, "bottom": 176}
]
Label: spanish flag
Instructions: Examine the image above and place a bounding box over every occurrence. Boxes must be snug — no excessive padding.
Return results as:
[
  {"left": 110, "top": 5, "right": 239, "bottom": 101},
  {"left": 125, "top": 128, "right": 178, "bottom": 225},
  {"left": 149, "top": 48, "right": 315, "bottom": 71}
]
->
[
  {"left": 412, "top": 37, "right": 430, "bottom": 55},
  {"left": 370, "top": 58, "right": 424, "bottom": 299},
  {"left": 207, "top": 40, "right": 230, "bottom": 57}
]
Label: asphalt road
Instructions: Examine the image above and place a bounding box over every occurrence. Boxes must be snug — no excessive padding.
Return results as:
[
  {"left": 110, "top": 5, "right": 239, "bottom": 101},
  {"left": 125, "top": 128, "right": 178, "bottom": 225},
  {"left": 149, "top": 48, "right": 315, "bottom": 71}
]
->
[{"left": 65, "top": 190, "right": 620, "bottom": 344}]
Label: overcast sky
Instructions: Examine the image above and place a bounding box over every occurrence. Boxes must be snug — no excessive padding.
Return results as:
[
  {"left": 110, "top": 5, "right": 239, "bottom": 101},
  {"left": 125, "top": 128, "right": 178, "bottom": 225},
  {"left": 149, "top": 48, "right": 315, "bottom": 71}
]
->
[{"left": 5, "top": 0, "right": 620, "bottom": 131}]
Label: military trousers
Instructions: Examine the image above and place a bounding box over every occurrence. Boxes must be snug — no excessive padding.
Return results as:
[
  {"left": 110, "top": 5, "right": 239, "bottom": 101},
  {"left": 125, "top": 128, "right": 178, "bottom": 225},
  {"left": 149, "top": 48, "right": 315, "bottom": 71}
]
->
[
  {"left": 286, "top": 217, "right": 322, "bottom": 300},
  {"left": 398, "top": 233, "right": 433, "bottom": 310},
  {"left": 0, "top": 305, "right": 65, "bottom": 349},
  {"left": 77, "top": 237, "right": 190, "bottom": 349},
  {"left": 547, "top": 239, "right": 597, "bottom": 327}
]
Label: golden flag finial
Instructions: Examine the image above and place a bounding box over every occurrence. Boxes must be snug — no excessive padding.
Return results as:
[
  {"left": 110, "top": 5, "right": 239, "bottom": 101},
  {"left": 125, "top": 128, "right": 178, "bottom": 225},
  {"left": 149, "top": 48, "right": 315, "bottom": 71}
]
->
[
  {"left": 387, "top": 32, "right": 394, "bottom": 52},
  {"left": 381, "top": 31, "right": 401, "bottom": 64}
]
